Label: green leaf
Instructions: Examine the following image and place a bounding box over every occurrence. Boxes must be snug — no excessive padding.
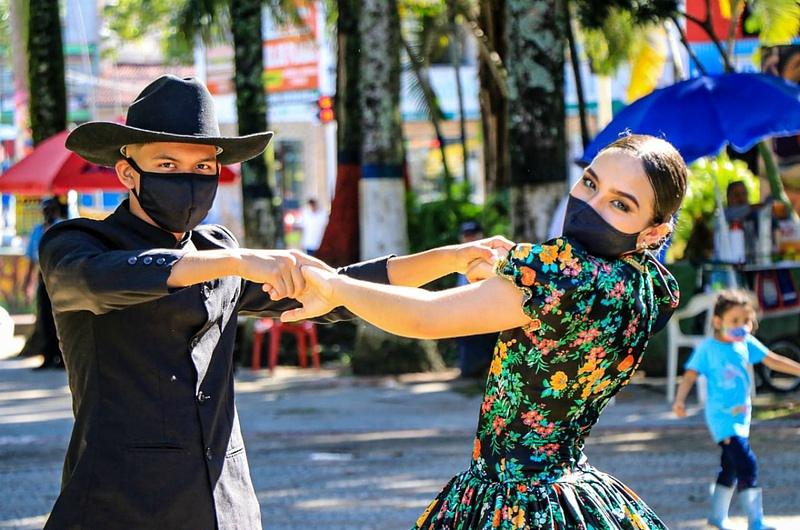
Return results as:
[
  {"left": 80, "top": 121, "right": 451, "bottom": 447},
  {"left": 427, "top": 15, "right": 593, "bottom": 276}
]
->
[{"left": 746, "top": 0, "right": 800, "bottom": 47}]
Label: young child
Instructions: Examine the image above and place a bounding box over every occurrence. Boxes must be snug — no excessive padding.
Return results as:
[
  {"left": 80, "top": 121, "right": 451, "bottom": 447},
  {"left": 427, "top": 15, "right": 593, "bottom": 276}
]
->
[{"left": 673, "top": 289, "right": 800, "bottom": 530}]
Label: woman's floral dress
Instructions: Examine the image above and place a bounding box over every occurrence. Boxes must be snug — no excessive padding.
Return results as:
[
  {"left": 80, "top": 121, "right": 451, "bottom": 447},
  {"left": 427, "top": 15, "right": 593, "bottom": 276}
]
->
[{"left": 414, "top": 238, "right": 680, "bottom": 530}]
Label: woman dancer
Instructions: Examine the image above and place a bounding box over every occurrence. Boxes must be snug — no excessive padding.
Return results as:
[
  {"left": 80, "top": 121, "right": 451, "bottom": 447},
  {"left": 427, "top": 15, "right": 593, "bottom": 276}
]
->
[{"left": 285, "top": 134, "right": 686, "bottom": 529}]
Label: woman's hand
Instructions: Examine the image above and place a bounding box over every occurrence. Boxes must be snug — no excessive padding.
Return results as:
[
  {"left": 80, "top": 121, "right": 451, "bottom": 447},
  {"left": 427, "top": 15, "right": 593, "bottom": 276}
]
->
[
  {"left": 280, "top": 266, "right": 341, "bottom": 322},
  {"left": 672, "top": 400, "right": 687, "bottom": 418},
  {"left": 453, "top": 236, "right": 515, "bottom": 281}
]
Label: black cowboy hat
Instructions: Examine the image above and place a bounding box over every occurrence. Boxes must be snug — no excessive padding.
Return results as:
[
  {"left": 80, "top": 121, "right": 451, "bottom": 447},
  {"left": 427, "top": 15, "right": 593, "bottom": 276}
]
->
[{"left": 66, "top": 75, "right": 273, "bottom": 167}]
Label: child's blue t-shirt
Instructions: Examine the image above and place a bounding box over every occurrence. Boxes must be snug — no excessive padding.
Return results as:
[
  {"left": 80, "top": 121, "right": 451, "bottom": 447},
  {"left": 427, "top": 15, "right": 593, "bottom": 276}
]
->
[{"left": 685, "top": 334, "right": 769, "bottom": 442}]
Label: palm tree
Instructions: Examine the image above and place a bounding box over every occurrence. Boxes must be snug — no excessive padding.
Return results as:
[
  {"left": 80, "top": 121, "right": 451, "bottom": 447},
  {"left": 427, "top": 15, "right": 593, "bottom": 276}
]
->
[
  {"left": 502, "top": 0, "right": 569, "bottom": 243},
  {"left": 473, "top": 0, "right": 682, "bottom": 241},
  {"left": 7, "top": 0, "right": 30, "bottom": 155},
  {"left": 28, "top": 0, "right": 66, "bottom": 146},
  {"left": 347, "top": 0, "right": 444, "bottom": 374},
  {"left": 357, "top": 0, "right": 407, "bottom": 259}
]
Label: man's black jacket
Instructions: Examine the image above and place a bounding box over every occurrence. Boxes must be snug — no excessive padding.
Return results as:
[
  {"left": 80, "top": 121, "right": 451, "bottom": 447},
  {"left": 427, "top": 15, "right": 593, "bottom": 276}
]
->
[{"left": 39, "top": 201, "right": 390, "bottom": 529}]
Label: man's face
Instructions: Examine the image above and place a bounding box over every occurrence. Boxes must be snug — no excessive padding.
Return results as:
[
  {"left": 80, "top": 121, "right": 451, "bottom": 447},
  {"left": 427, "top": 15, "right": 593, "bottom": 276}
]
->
[
  {"left": 118, "top": 142, "right": 219, "bottom": 190},
  {"left": 727, "top": 183, "right": 749, "bottom": 207}
]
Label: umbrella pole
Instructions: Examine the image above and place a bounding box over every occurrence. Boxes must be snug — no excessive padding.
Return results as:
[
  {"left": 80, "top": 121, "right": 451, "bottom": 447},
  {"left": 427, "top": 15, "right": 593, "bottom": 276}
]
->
[
  {"left": 757, "top": 141, "right": 797, "bottom": 221},
  {"left": 714, "top": 175, "right": 732, "bottom": 262}
]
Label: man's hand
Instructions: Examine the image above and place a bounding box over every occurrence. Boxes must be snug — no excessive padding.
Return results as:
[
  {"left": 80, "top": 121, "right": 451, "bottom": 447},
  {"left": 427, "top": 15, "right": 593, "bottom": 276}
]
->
[
  {"left": 280, "top": 266, "right": 340, "bottom": 322},
  {"left": 237, "top": 250, "right": 305, "bottom": 300},
  {"left": 250, "top": 250, "right": 336, "bottom": 300},
  {"left": 672, "top": 400, "right": 687, "bottom": 418},
  {"left": 453, "top": 236, "right": 515, "bottom": 281}
]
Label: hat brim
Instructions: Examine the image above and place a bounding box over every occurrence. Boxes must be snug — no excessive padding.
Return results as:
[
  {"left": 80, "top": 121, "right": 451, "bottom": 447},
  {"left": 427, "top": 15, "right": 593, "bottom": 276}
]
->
[{"left": 65, "top": 122, "right": 274, "bottom": 167}]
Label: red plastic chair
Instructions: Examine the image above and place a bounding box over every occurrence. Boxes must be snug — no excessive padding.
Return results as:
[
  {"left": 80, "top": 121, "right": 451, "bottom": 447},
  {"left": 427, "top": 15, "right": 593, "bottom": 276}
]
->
[{"left": 251, "top": 319, "right": 320, "bottom": 372}]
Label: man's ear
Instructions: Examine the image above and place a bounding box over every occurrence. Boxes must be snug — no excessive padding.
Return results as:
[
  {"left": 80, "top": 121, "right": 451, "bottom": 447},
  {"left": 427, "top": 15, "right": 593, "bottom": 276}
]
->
[{"left": 114, "top": 159, "right": 136, "bottom": 191}]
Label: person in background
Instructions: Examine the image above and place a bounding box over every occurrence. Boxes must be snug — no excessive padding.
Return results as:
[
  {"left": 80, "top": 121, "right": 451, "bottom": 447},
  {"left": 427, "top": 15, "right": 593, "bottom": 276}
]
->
[
  {"left": 724, "top": 181, "right": 762, "bottom": 224},
  {"left": 301, "top": 198, "right": 328, "bottom": 255},
  {"left": 455, "top": 221, "right": 498, "bottom": 378},
  {"left": 673, "top": 289, "right": 800, "bottom": 530},
  {"left": 21, "top": 197, "right": 64, "bottom": 369}
]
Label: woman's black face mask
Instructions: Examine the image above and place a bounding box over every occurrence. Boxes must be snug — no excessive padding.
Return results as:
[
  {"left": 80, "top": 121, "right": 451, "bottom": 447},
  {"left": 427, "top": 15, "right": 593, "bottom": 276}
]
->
[
  {"left": 126, "top": 157, "right": 219, "bottom": 233},
  {"left": 562, "top": 195, "right": 642, "bottom": 258}
]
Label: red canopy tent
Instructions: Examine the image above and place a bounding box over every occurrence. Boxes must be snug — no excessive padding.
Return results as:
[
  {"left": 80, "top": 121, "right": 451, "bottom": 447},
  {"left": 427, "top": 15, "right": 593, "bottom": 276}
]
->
[{"left": 0, "top": 131, "right": 239, "bottom": 195}]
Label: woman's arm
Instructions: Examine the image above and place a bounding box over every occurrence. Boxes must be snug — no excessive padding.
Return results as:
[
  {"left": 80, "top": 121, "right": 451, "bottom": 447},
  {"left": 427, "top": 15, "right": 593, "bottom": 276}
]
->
[
  {"left": 386, "top": 236, "right": 514, "bottom": 287},
  {"left": 282, "top": 266, "right": 530, "bottom": 339},
  {"left": 672, "top": 369, "right": 698, "bottom": 418},
  {"left": 762, "top": 351, "right": 800, "bottom": 377}
]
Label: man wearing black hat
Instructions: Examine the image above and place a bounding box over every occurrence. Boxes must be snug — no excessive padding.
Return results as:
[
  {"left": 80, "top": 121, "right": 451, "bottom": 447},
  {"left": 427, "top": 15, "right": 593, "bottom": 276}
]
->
[{"left": 39, "top": 75, "right": 511, "bottom": 529}]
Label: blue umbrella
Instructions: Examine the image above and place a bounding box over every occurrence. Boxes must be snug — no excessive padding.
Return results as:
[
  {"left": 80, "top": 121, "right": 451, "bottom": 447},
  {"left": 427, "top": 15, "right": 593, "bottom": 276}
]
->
[{"left": 581, "top": 73, "right": 800, "bottom": 165}]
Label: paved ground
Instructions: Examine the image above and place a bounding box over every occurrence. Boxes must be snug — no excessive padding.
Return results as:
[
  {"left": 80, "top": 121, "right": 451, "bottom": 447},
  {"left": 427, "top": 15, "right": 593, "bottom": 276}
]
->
[{"left": 1, "top": 338, "right": 800, "bottom": 529}]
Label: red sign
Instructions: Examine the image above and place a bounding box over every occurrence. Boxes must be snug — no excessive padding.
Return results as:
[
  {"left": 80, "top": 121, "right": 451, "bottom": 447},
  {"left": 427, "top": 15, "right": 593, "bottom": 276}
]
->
[
  {"left": 264, "top": 3, "right": 319, "bottom": 93},
  {"left": 685, "top": 0, "right": 745, "bottom": 43}
]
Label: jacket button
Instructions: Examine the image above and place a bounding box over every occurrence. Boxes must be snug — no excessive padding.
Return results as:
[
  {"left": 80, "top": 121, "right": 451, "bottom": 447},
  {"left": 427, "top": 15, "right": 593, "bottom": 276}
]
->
[
  {"left": 156, "top": 257, "right": 166, "bottom": 266},
  {"left": 206, "top": 447, "right": 213, "bottom": 460},
  {"left": 143, "top": 256, "right": 153, "bottom": 265},
  {"left": 197, "top": 391, "right": 210, "bottom": 404},
  {"left": 127, "top": 256, "right": 137, "bottom": 265}
]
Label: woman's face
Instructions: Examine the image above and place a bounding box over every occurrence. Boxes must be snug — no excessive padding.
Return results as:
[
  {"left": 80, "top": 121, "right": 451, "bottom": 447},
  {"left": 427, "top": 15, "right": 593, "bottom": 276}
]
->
[
  {"left": 570, "top": 149, "right": 670, "bottom": 248},
  {"left": 571, "top": 149, "right": 655, "bottom": 233}
]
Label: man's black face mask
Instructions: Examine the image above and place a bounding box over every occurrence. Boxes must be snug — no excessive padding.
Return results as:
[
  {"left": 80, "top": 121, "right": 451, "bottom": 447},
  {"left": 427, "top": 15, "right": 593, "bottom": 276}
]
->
[{"left": 127, "top": 157, "right": 219, "bottom": 233}]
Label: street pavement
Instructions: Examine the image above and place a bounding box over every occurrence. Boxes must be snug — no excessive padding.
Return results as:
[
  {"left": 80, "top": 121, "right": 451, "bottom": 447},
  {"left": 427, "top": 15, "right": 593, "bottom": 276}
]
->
[{"left": 1, "top": 338, "right": 799, "bottom": 529}]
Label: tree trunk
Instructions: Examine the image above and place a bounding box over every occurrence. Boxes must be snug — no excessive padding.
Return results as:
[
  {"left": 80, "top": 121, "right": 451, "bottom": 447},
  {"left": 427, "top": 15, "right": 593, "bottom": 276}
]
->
[
  {"left": 316, "top": 0, "right": 362, "bottom": 266},
  {"left": 477, "top": 0, "right": 509, "bottom": 196},
  {"left": 231, "top": 0, "right": 280, "bottom": 248},
  {"left": 28, "top": 0, "right": 66, "bottom": 147},
  {"left": 351, "top": 0, "right": 443, "bottom": 375},
  {"left": 358, "top": 0, "right": 407, "bottom": 259},
  {"left": 505, "top": 0, "right": 567, "bottom": 243},
  {"left": 10, "top": 0, "right": 30, "bottom": 156},
  {"left": 447, "top": 0, "right": 469, "bottom": 188}
]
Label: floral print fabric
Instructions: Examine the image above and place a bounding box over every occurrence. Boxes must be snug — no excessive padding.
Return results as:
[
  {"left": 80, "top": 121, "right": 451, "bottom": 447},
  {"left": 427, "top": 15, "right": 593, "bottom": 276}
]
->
[{"left": 414, "top": 238, "right": 679, "bottom": 530}]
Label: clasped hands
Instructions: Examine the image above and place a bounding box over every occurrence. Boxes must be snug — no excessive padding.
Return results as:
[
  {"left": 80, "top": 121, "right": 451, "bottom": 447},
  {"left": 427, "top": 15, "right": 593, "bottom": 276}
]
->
[{"left": 238, "top": 235, "right": 515, "bottom": 315}]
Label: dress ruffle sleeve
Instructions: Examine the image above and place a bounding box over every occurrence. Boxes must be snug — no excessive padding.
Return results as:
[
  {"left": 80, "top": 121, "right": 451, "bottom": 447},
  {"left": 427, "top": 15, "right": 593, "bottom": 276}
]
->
[{"left": 495, "top": 238, "right": 595, "bottom": 332}]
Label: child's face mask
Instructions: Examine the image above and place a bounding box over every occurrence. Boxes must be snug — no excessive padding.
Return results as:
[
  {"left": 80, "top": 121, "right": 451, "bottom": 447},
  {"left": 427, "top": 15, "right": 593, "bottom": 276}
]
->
[{"left": 722, "top": 325, "right": 750, "bottom": 342}]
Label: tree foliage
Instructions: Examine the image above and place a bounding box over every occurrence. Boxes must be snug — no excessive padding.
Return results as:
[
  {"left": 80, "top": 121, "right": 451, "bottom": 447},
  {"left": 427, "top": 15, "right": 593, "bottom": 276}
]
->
[
  {"left": 745, "top": 0, "right": 800, "bottom": 47},
  {"left": 574, "top": 0, "right": 679, "bottom": 29}
]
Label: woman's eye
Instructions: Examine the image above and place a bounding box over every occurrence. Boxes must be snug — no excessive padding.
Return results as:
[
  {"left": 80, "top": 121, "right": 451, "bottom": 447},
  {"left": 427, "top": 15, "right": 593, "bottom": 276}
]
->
[
  {"left": 582, "top": 177, "right": 596, "bottom": 190},
  {"left": 611, "top": 200, "right": 629, "bottom": 212},
  {"left": 197, "top": 164, "right": 210, "bottom": 170},
  {"left": 158, "top": 162, "right": 176, "bottom": 169}
]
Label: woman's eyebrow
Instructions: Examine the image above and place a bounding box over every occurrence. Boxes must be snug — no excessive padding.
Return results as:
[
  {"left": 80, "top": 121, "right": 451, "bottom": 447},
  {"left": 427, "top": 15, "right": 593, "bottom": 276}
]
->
[{"left": 586, "top": 167, "right": 641, "bottom": 209}]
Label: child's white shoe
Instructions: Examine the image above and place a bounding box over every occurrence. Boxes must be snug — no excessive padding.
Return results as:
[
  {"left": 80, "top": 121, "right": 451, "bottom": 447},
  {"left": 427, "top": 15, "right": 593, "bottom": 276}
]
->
[
  {"left": 707, "top": 483, "right": 735, "bottom": 530},
  {"left": 740, "top": 488, "right": 777, "bottom": 530}
]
